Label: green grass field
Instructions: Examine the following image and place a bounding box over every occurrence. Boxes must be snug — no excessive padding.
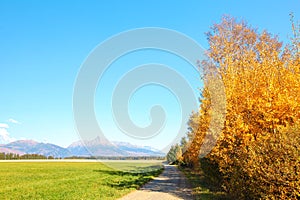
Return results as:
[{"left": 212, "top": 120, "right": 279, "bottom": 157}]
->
[{"left": 0, "top": 161, "right": 163, "bottom": 200}]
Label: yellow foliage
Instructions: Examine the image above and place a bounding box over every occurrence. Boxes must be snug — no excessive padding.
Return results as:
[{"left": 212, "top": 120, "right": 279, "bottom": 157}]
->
[{"left": 183, "top": 15, "right": 300, "bottom": 199}]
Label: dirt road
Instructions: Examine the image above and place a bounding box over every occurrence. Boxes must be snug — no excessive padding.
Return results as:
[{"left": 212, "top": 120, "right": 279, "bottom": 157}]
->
[{"left": 118, "top": 165, "right": 194, "bottom": 200}]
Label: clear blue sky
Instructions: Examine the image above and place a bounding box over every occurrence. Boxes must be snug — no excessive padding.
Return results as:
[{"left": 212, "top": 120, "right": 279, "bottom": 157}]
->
[{"left": 0, "top": 1, "right": 299, "bottom": 149}]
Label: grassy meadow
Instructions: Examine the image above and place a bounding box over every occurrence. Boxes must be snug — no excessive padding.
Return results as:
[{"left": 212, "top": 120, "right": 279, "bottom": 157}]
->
[{"left": 0, "top": 161, "right": 163, "bottom": 200}]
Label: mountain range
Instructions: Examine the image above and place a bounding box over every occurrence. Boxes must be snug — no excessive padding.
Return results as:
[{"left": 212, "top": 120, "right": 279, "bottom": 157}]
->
[{"left": 0, "top": 137, "right": 165, "bottom": 158}]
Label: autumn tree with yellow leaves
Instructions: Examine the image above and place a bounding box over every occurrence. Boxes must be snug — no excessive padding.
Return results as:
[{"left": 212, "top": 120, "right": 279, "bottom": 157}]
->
[{"left": 180, "top": 15, "right": 300, "bottom": 199}]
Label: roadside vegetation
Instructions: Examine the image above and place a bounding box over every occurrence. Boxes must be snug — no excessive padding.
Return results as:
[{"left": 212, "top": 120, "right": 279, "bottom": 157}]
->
[
  {"left": 0, "top": 162, "right": 163, "bottom": 200},
  {"left": 179, "top": 160, "right": 228, "bottom": 200},
  {"left": 168, "top": 15, "right": 300, "bottom": 199}
]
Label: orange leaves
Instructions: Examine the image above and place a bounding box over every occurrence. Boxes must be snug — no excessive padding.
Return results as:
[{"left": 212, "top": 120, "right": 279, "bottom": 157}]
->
[
  {"left": 185, "top": 16, "right": 300, "bottom": 199},
  {"left": 178, "top": 15, "right": 300, "bottom": 198}
]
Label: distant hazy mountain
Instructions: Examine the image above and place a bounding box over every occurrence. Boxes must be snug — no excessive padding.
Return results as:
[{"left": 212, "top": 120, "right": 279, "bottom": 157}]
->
[
  {"left": 0, "top": 145, "right": 24, "bottom": 155},
  {"left": 0, "top": 138, "right": 165, "bottom": 158},
  {"left": 112, "top": 141, "right": 165, "bottom": 157},
  {"left": 67, "top": 136, "right": 122, "bottom": 156},
  {"left": 2, "top": 140, "right": 71, "bottom": 158},
  {"left": 68, "top": 137, "right": 165, "bottom": 157},
  {"left": 67, "top": 140, "right": 90, "bottom": 156}
]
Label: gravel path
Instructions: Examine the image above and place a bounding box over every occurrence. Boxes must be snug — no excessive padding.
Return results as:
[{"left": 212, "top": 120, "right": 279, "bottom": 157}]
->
[{"left": 118, "top": 165, "right": 194, "bottom": 200}]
